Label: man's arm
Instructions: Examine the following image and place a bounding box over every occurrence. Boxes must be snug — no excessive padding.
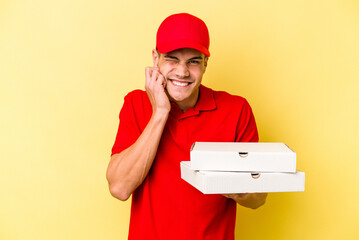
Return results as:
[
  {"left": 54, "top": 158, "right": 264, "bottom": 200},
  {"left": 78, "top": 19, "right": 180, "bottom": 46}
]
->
[
  {"left": 224, "top": 193, "right": 268, "bottom": 209},
  {"left": 106, "top": 67, "right": 170, "bottom": 201}
]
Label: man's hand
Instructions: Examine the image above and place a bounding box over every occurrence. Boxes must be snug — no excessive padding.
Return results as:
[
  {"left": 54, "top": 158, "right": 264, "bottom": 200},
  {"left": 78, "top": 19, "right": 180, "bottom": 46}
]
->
[
  {"left": 106, "top": 64, "right": 171, "bottom": 202},
  {"left": 223, "top": 193, "right": 268, "bottom": 209},
  {"left": 145, "top": 67, "right": 171, "bottom": 115}
]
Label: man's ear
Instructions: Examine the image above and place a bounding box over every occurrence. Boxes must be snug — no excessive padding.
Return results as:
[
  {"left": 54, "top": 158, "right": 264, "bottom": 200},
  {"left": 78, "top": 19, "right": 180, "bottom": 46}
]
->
[
  {"left": 152, "top": 49, "right": 159, "bottom": 67},
  {"left": 203, "top": 56, "right": 209, "bottom": 72}
]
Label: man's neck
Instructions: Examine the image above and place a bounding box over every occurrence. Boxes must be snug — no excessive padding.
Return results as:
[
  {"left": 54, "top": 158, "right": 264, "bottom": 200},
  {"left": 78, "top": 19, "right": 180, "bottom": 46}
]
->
[{"left": 173, "top": 89, "right": 200, "bottom": 113}]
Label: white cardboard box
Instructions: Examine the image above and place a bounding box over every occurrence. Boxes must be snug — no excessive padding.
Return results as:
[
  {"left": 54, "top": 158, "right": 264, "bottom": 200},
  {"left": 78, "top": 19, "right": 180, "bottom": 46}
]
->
[
  {"left": 180, "top": 161, "right": 305, "bottom": 194},
  {"left": 190, "top": 142, "right": 296, "bottom": 173}
]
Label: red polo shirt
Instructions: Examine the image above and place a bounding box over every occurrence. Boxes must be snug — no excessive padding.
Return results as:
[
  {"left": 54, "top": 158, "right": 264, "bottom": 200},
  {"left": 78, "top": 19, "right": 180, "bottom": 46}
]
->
[{"left": 112, "top": 85, "right": 258, "bottom": 240}]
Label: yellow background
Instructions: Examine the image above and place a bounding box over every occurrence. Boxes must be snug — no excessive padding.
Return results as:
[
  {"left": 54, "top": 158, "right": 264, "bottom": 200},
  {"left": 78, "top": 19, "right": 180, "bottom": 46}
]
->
[{"left": 1, "top": 0, "right": 358, "bottom": 239}]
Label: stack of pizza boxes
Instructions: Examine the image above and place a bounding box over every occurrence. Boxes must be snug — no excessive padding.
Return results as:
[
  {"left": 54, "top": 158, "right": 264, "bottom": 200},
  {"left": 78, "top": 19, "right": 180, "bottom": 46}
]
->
[{"left": 180, "top": 142, "right": 305, "bottom": 194}]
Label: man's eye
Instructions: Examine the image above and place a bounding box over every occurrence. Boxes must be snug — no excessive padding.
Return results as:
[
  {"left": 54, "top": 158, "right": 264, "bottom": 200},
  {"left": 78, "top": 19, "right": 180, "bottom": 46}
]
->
[
  {"left": 189, "top": 60, "right": 200, "bottom": 64},
  {"left": 165, "top": 58, "right": 178, "bottom": 63}
]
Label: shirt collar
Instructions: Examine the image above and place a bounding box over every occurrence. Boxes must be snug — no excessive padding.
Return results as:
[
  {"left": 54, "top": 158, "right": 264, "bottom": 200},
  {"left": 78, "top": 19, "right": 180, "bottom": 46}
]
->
[{"left": 194, "top": 84, "right": 216, "bottom": 112}]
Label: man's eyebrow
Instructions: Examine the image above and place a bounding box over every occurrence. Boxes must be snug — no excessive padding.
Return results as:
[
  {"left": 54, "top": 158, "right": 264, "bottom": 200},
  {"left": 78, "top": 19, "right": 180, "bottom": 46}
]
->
[
  {"left": 188, "top": 56, "right": 203, "bottom": 61},
  {"left": 164, "top": 55, "right": 204, "bottom": 61}
]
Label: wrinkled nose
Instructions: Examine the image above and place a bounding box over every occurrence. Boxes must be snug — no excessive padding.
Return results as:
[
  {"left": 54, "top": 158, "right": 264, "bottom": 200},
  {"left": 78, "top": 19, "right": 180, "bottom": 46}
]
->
[{"left": 175, "top": 62, "right": 190, "bottom": 78}]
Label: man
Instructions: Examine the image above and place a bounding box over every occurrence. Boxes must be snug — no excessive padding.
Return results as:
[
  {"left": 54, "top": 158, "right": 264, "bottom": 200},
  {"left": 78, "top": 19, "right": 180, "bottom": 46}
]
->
[{"left": 106, "top": 13, "right": 267, "bottom": 240}]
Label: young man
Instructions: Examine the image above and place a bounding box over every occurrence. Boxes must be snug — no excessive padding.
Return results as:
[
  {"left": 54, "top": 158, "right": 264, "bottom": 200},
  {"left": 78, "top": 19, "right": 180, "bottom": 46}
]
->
[{"left": 107, "top": 13, "right": 267, "bottom": 240}]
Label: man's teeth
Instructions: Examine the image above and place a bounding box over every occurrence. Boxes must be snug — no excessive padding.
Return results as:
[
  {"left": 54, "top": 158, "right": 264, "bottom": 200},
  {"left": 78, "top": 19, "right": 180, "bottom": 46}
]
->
[{"left": 172, "top": 80, "right": 189, "bottom": 87}]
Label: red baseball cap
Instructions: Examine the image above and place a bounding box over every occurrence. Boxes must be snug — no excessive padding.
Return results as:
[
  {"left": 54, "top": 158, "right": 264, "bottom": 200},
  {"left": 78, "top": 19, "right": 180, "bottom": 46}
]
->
[{"left": 156, "top": 13, "right": 210, "bottom": 57}]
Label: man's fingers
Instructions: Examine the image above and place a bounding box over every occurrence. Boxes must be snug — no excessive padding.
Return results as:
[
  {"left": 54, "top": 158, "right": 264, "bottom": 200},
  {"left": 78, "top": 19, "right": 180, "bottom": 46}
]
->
[
  {"left": 145, "top": 67, "right": 153, "bottom": 89},
  {"left": 145, "top": 67, "right": 160, "bottom": 79},
  {"left": 223, "top": 193, "right": 249, "bottom": 199},
  {"left": 145, "top": 67, "right": 167, "bottom": 94},
  {"left": 145, "top": 67, "right": 152, "bottom": 83},
  {"left": 146, "top": 67, "right": 159, "bottom": 88},
  {"left": 152, "top": 69, "right": 160, "bottom": 82},
  {"left": 237, "top": 193, "right": 249, "bottom": 198},
  {"left": 157, "top": 74, "right": 166, "bottom": 87}
]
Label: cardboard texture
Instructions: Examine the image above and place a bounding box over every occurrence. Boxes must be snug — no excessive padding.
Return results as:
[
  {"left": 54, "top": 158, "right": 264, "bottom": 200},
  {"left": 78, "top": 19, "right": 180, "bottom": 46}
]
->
[
  {"left": 190, "top": 142, "right": 296, "bottom": 173},
  {"left": 180, "top": 161, "right": 305, "bottom": 194}
]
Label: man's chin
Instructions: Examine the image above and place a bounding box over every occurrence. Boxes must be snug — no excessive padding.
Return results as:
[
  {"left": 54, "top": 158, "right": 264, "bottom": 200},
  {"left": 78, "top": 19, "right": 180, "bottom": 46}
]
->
[{"left": 167, "top": 94, "right": 185, "bottom": 104}]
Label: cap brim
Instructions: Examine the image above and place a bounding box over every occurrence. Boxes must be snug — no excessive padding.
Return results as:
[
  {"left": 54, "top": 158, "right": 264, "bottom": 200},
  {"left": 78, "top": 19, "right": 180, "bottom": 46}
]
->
[{"left": 157, "top": 39, "right": 210, "bottom": 57}]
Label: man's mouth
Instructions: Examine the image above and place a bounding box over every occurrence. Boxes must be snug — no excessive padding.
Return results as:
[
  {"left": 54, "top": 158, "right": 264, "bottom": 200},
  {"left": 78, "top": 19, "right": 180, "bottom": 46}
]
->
[{"left": 169, "top": 79, "right": 191, "bottom": 87}]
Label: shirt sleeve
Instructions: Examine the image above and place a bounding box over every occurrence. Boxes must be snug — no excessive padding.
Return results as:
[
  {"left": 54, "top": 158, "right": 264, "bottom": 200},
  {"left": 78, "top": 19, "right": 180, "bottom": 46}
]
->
[
  {"left": 111, "top": 93, "right": 142, "bottom": 156},
  {"left": 235, "top": 99, "right": 259, "bottom": 143}
]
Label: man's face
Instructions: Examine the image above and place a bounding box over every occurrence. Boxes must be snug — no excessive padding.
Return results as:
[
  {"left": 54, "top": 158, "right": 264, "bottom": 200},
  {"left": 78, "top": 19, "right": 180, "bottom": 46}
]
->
[{"left": 153, "top": 48, "right": 208, "bottom": 111}]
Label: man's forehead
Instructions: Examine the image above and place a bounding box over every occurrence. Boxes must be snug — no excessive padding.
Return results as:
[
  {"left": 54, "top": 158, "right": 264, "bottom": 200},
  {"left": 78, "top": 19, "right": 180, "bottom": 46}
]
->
[{"left": 162, "top": 48, "right": 205, "bottom": 58}]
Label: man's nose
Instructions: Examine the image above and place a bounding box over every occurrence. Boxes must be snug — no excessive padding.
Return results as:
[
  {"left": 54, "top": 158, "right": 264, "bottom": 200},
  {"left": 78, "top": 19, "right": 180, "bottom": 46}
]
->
[{"left": 175, "top": 62, "right": 190, "bottom": 78}]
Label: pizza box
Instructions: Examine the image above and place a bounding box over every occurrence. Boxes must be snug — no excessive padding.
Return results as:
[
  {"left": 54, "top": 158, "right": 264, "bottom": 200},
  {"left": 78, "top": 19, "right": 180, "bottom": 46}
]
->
[
  {"left": 180, "top": 161, "right": 305, "bottom": 194},
  {"left": 190, "top": 142, "right": 296, "bottom": 173}
]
